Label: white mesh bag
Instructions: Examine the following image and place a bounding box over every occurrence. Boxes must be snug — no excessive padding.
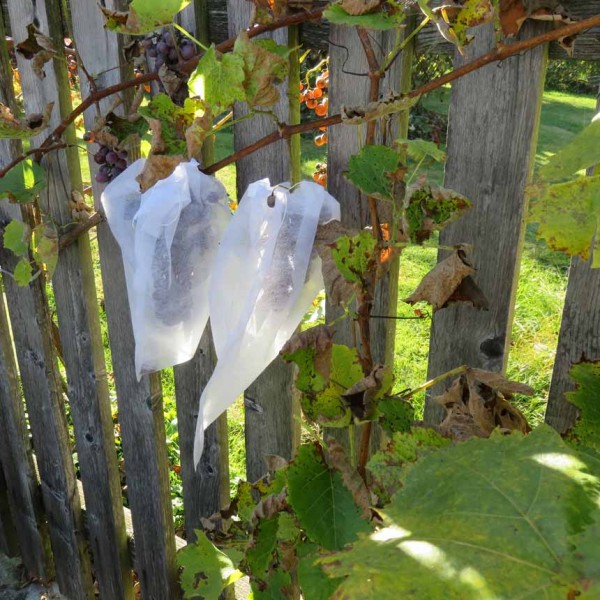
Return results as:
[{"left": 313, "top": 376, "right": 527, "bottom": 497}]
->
[
  {"left": 101, "top": 159, "right": 231, "bottom": 379},
  {"left": 193, "top": 179, "right": 340, "bottom": 466}
]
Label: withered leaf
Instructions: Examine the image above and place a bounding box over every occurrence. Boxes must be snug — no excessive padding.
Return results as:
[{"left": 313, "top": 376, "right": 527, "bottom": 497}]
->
[
  {"left": 342, "top": 92, "right": 420, "bottom": 125},
  {"left": 0, "top": 102, "right": 54, "bottom": 139},
  {"left": 340, "top": 0, "right": 382, "bottom": 16},
  {"left": 405, "top": 246, "right": 476, "bottom": 311},
  {"left": 314, "top": 221, "right": 360, "bottom": 306},
  {"left": 434, "top": 370, "right": 531, "bottom": 441},
  {"left": 16, "top": 24, "right": 57, "bottom": 79},
  {"left": 342, "top": 364, "right": 389, "bottom": 421},
  {"left": 185, "top": 112, "right": 213, "bottom": 160},
  {"left": 326, "top": 440, "right": 371, "bottom": 519},
  {"left": 443, "top": 275, "right": 489, "bottom": 310},
  {"left": 251, "top": 488, "right": 288, "bottom": 522},
  {"left": 280, "top": 324, "right": 335, "bottom": 381},
  {"left": 136, "top": 154, "right": 185, "bottom": 192}
]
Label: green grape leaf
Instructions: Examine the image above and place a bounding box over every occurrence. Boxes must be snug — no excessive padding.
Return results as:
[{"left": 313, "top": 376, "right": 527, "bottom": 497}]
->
[
  {"left": 246, "top": 517, "right": 279, "bottom": 580},
  {"left": 396, "top": 137, "right": 446, "bottom": 163},
  {"left": 324, "top": 3, "right": 398, "bottom": 30},
  {"left": 276, "top": 512, "right": 299, "bottom": 543},
  {"left": 377, "top": 398, "right": 415, "bottom": 436},
  {"left": 2, "top": 220, "right": 30, "bottom": 256},
  {"left": 332, "top": 230, "right": 378, "bottom": 286},
  {"left": 539, "top": 117, "right": 600, "bottom": 181},
  {"left": 405, "top": 184, "right": 471, "bottom": 244},
  {"left": 177, "top": 530, "right": 243, "bottom": 599},
  {"left": 0, "top": 102, "right": 53, "bottom": 139},
  {"left": 138, "top": 94, "right": 201, "bottom": 156},
  {"left": 323, "top": 426, "right": 600, "bottom": 599},
  {"left": 367, "top": 427, "right": 450, "bottom": 503},
  {"left": 104, "top": 112, "right": 149, "bottom": 144},
  {"left": 566, "top": 361, "right": 600, "bottom": 452},
  {"left": 234, "top": 33, "right": 289, "bottom": 107},
  {"left": 99, "top": 0, "right": 191, "bottom": 35},
  {"left": 13, "top": 258, "right": 33, "bottom": 287},
  {"left": 528, "top": 176, "right": 600, "bottom": 267},
  {"left": 31, "top": 223, "right": 58, "bottom": 279},
  {"left": 251, "top": 568, "right": 292, "bottom": 600},
  {"left": 188, "top": 45, "right": 246, "bottom": 115},
  {"left": 569, "top": 521, "right": 600, "bottom": 597},
  {"left": 0, "top": 159, "right": 46, "bottom": 203},
  {"left": 444, "top": 0, "right": 494, "bottom": 47},
  {"left": 297, "top": 541, "right": 343, "bottom": 600},
  {"left": 345, "top": 145, "right": 402, "bottom": 200},
  {"left": 287, "top": 443, "right": 370, "bottom": 550}
]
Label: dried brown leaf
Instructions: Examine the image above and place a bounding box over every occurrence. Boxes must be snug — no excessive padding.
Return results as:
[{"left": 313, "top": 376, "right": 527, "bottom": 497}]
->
[
  {"left": 252, "top": 488, "right": 288, "bottom": 522},
  {"left": 342, "top": 92, "right": 420, "bottom": 125},
  {"left": 0, "top": 102, "right": 54, "bottom": 139},
  {"left": 280, "top": 324, "right": 335, "bottom": 380},
  {"left": 314, "top": 221, "right": 359, "bottom": 306},
  {"left": 466, "top": 368, "right": 534, "bottom": 397},
  {"left": 342, "top": 364, "right": 388, "bottom": 421},
  {"left": 185, "top": 112, "right": 213, "bottom": 160},
  {"left": 16, "top": 24, "right": 57, "bottom": 79},
  {"left": 263, "top": 454, "right": 288, "bottom": 472},
  {"left": 326, "top": 440, "right": 371, "bottom": 519},
  {"left": 405, "top": 247, "right": 475, "bottom": 310},
  {"left": 136, "top": 154, "right": 185, "bottom": 192},
  {"left": 340, "top": 0, "right": 382, "bottom": 16},
  {"left": 443, "top": 275, "right": 489, "bottom": 310}
]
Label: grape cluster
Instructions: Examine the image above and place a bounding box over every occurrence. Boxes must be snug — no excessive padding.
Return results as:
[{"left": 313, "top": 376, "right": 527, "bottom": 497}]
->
[
  {"left": 300, "top": 66, "right": 329, "bottom": 148},
  {"left": 141, "top": 30, "right": 197, "bottom": 73},
  {"left": 93, "top": 145, "right": 128, "bottom": 184}
]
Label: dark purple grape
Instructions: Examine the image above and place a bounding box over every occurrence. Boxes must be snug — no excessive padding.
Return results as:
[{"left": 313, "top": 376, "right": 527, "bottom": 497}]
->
[
  {"left": 94, "top": 152, "right": 107, "bottom": 165},
  {"left": 163, "top": 31, "right": 173, "bottom": 46},
  {"left": 157, "top": 41, "right": 168, "bottom": 54},
  {"left": 168, "top": 48, "right": 178, "bottom": 62},
  {"left": 118, "top": 150, "right": 128, "bottom": 159},
  {"left": 116, "top": 159, "right": 127, "bottom": 170},
  {"left": 112, "top": 167, "right": 124, "bottom": 177},
  {"left": 141, "top": 38, "right": 153, "bottom": 49},
  {"left": 180, "top": 45, "right": 195, "bottom": 61},
  {"left": 95, "top": 169, "right": 109, "bottom": 184},
  {"left": 106, "top": 151, "right": 119, "bottom": 165},
  {"left": 98, "top": 145, "right": 109, "bottom": 156},
  {"left": 147, "top": 47, "right": 158, "bottom": 58},
  {"left": 155, "top": 57, "right": 165, "bottom": 69}
]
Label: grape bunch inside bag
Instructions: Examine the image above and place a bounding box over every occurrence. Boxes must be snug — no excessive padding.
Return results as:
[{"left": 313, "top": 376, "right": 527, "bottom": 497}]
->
[
  {"left": 101, "top": 159, "right": 231, "bottom": 379},
  {"left": 194, "top": 179, "right": 340, "bottom": 466}
]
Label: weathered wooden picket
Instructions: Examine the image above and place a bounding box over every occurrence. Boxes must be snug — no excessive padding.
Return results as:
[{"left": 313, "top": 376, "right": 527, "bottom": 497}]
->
[{"left": 0, "top": 0, "right": 599, "bottom": 598}]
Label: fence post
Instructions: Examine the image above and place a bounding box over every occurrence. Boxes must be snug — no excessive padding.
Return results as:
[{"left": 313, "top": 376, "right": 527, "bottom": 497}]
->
[
  {"left": 424, "top": 22, "right": 549, "bottom": 424},
  {"left": 545, "top": 91, "right": 600, "bottom": 434},
  {"left": 67, "top": 1, "right": 179, "bottom": 597},
  {"left": 325, "top": 24, "right": 410, "bottom": 453},
  {"left": 0, "top": 284, "right": 49, "bottom": 576},
  {"left": 226, "top": 0, "right": 299, "bottom": 483},
  {"left": 172, "top": 0, "right": 231, "bottom": 538}
]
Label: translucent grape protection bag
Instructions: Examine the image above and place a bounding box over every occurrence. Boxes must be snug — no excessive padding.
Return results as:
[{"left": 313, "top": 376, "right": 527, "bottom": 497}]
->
[
  {"left": 101, "top": 159, "right": 231, "bottom": 379},
  {"left": 193, "top": 179, "right": 340, "bottom": 466}
]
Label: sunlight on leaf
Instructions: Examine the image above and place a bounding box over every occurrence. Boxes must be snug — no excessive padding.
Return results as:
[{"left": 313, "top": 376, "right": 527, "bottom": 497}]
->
[{"left": 100, "top": 0, "right": 191, "bottom": 35}]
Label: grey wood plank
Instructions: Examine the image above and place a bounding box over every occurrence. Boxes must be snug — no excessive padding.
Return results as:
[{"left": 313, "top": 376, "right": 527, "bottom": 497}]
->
[
  {"left": 0, "top": 466, "right": 18, "bottom": 556},
  {"left": 424, "top": 22, "right": 549, "bottom": 424},
  {"left": 545, "top": 93, "right": 600, "bottom": 434},
  {"left": 8, "top": 0, "right": 133, "bottom": 596},
  {"left": 173, "top": 0, "right": 230, "bottom": 537},
  {"left": 66, "top": 1, "right": 179, "bottom": 597},
  {"left": 0, "top": 12, "right": 49, "bottom": 580},
  {"left": 174, "top": 328, "right": 229, "bottom": 538},
  {"left": 226, "top": 0, "right": 299, "bottom": 483},
  {"left": 0, "top": 285, "right": 49, "bottom": 577}
]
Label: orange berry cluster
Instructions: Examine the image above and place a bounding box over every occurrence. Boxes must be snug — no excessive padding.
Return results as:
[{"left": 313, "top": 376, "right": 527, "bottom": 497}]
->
[
  {"left": 312, "top": 162, "right": 327, "bottom": 188},
  {"left": 299, "top": 69, "right": 329, "bottom": 147}
]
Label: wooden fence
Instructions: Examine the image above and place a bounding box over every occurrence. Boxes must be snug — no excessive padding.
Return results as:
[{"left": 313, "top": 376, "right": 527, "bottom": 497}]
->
[{"left": 0, "top": 0, "right": 599, "bottom": 598}]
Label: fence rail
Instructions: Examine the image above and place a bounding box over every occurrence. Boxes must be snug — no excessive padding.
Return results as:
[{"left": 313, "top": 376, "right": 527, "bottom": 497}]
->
[{"left": 0, "top": 1, "right": 599, "bottom": 598}]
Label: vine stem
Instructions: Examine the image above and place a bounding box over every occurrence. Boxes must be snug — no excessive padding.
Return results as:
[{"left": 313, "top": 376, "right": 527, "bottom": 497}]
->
[{"left": 21, "top": 12, "right": 600, "bottom": 247}]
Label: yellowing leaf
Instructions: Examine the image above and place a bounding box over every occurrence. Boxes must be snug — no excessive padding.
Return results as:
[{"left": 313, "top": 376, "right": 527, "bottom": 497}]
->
[
  {"left": 2, "top": 219, "right": 30, "bottom": 256},
  {"left": 15, "top": 24, "right": 57, "bottom": 79},
  {"left": 32, "top": 223, "right": 58, "bottom": 279},
  {"left": 345, "top": 144, "right": 402, "bottom": 201},
  {"left": 188, "top": 45, "right": 246, "bottom": 115},
  {"left": 100, "top": 0, "right": 192, "bottom": 35},
  {"left": 566, "top": 361, "right": 600, "bottom": 451},
  {"left": 233, "top": 33, "right": 289, "bottom": 107},
  {"left": 13, "top": 257, "right": 33, "bottom": 287},
  {"left": 528, "top": 176, "right": 600, "bottom": 267},
  {"left": 324, "top": 3, "right": 398, "bottom": 29},
  {"left": 0, "top": 159, "right": 46, "bottom": 204},
  {"left": 0, "top": 102, "right": 53, "bottom": 140}
]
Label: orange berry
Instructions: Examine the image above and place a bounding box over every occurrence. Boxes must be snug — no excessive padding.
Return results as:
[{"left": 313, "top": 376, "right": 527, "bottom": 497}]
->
[
  {"left": 314, "top": 103, "right": 327, "bottom": 117},
  {"left": 314, "top": 134, "right": 327, "bottom": 147},
  {"left": 317, "top": 173, "right": 327, "bottom": 187},
  {"left": 319, "top": 126, "right": 327, "bottom": 132},
  {"left": 306, "top": 98, "right": 318, "bottom": 109},
  {"left": 312, "top": 87, "right": 323, "bottom": 99},
  {"left": 316, "top": 77, "right": 326, "bottom": 89},
  {"left": 321, "top": 97, "right": 328, "bottom": 109},
  {"left": 312, "top": 172, "right": 320, "bottom": 182},
  {"left": 299, "top": 81, "right": 304, "bottom": 91}
]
